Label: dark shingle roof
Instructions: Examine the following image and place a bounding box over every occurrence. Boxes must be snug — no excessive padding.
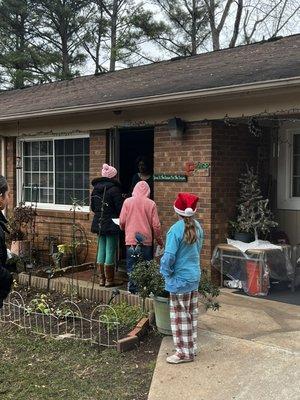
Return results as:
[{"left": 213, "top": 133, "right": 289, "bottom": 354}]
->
[{"left": 0, "top": 34, "right": 300, "bottom": 119}]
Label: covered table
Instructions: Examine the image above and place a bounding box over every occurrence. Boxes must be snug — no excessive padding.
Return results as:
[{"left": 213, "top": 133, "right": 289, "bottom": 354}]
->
[{"left": 211, "top": 242, "right": 293, "bottom": 296}]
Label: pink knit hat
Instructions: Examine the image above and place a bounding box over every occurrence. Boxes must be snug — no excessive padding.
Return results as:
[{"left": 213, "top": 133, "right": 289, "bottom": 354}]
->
[{"left": 101, "top": 163, "right": 117, "bottom": 179}]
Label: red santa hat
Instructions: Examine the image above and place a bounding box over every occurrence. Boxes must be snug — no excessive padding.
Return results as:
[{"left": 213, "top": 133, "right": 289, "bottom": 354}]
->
[{"left": 173, "top": 192, "right": 199, "bottom": 217}]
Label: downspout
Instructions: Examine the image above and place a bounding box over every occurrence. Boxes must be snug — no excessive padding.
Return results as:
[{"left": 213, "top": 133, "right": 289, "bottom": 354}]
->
[{"left": 1, "top": 136, "right": 7, "bottom": 216}]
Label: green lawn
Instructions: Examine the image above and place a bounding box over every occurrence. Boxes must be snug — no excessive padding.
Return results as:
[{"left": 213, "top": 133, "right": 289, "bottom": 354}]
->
[{"left": 0, "top": 324, "right": 160, "bottom": 400}]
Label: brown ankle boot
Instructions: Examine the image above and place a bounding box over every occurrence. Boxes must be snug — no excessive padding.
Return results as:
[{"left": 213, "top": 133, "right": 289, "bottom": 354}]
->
[
  {"left": 104, "top": 264, "right": 116, "bottom": 287},
  {"left": 98, "top": 264, "right": 105, "bottom": 286}
]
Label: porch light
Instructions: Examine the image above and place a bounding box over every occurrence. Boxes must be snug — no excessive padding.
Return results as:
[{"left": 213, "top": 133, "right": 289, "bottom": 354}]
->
[
  {"left": 16, "top": 156, "right": 22, "bottom": 169},
  {"left": 168, "top": 117, "right": 185, "bottom": 138}
]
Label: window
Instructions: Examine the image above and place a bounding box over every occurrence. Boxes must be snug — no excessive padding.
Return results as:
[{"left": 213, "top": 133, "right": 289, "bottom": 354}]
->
[
  {"left": 21, "top": 137, "right": 89, "bottom": 209},
  {"left": 277, "top": 126, "right": 300, "bottom": 210}
]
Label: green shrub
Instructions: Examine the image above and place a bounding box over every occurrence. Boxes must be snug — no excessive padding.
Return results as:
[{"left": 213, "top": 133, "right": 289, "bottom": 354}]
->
[{"left": 101, "top": 302, "right": 145, "bottom": 331}]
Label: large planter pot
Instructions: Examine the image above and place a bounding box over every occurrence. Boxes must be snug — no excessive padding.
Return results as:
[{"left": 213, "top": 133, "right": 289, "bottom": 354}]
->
[
  {"left": 153, "top": 295, "right": 208, "bottom": 336},
  {"left": 153, "top": 296, "right": 172, "bottom": 336},
  {"left": 234, "top": 232, "right": 253, "bottom": 243}
]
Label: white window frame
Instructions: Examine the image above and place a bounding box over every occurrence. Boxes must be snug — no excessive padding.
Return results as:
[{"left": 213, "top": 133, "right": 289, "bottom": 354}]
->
[
  {"left": 17, "top": 134, "right": 90, "bottom": 212},
  {"left": 277, "top": 125, "right": 300, "bottom": 210}
]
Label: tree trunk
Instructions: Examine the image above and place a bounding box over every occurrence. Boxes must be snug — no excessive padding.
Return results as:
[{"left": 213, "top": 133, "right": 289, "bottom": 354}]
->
[
  {"left": 191, "top": 0, "right": 197, "bottom": 55},
  {"left": 14, "top": 13, "right": 26, "bottom": 89},
  {"left": 62, "top": 36, "right": 70, "bottom": 79},
  {"left": 229, "top": 0, "right": 243, "bottom": 48},
  {"left": 211, "top": 28, "right": 220, "bottom": 50},
  {"left": 109, "top": 0, "right": 118, "bottom": 72}
]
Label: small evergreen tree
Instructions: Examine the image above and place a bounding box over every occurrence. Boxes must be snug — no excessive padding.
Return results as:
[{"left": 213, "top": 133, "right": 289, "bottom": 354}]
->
[{"left": 236, "top": 166, "right": 277, "bottom": 241}]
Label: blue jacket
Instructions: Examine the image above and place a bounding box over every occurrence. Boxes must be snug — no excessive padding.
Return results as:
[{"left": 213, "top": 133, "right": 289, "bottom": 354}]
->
[{"left": 160, "top": 219, "right": 204, "bottom": 294}]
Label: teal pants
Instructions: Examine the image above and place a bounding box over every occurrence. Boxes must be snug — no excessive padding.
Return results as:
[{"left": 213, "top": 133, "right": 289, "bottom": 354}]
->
[{"left": 97, "top": 235, "right": 118, "bottom": 265}]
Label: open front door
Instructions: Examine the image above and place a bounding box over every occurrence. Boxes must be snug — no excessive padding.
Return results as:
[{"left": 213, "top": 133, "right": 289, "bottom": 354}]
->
[{"left": 108, "top": 127, "right": 120, "bottom": 172}]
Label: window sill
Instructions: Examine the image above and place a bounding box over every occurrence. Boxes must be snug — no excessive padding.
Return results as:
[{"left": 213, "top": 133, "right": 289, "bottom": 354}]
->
[{"left": 34, "top": 207, "right": 90, "bottom": 220}]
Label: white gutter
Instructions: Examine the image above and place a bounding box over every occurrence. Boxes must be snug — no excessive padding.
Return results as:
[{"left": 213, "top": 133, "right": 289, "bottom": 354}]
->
[{"left": 0, "top": 76, "right": 300, "bottom": 122}]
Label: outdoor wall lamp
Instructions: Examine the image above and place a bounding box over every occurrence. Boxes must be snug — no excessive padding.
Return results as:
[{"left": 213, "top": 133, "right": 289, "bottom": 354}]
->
[{"left": 168, "top": 117, "right": 185, "bottom": 138}]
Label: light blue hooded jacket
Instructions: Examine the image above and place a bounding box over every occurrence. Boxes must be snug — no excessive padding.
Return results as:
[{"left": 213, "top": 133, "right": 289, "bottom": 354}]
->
[{"left": 160, "top": 219, "right": 204, "bottom": 294}]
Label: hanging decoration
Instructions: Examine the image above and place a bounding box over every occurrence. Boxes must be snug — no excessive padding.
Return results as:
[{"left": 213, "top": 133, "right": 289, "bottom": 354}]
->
[
  {"left": 223, "top": 108, "right": 300, "bottom": 139},
  {"left": 248, "top": 117, "right": 262, "bottom": 137},
  {"left": 16, "top": 120, "right": 23, "bottom": 170}
]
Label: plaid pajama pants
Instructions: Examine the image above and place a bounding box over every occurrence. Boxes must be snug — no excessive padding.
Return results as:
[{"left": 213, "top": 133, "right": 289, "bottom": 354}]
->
[{"left": 170, "top": 290, "right": 199, "bottom": 360}]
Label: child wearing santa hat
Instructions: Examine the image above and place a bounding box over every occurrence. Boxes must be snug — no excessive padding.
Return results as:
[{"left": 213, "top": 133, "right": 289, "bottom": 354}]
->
[{"left": 160, "top": 192, "right": 204, "bottom": 364}]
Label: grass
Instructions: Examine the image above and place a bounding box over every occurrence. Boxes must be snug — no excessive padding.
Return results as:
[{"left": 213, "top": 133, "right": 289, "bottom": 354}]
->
[{"left": 0, "top": 324, "right": 161, "bottom": 400}]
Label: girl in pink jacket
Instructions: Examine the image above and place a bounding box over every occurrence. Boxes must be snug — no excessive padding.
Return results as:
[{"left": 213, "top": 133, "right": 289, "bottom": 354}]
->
[{"left": 119, "top": 181, "right": 163, "bottom": 293}]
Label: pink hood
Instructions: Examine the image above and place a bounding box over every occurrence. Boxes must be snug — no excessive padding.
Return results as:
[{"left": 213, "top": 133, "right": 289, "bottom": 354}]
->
[
  {"left": 119, "top": 180, "right": 163, "bottom": 246},
  {"left": 132, "top": 181, "right": 150, "bottom": 198}
]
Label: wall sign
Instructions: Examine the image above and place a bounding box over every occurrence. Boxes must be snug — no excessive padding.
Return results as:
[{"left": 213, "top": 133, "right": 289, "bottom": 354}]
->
[
  {"left": 154, "top": 174, "right": 188, "bottom": 182},
  {"left": 185, "top": 161, "right": 210, "bottom": 176}
]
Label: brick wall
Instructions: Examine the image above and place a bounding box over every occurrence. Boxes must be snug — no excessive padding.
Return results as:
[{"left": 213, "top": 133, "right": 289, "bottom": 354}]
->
[
  {"left": 211, "top": 121, "right": 262, "bottom": 248},
  {"left": 4, "top": 122, "right": 271, "bottom": 278},
  {"left": 154, "top": 122, "right": 213, "bottom": 270}
]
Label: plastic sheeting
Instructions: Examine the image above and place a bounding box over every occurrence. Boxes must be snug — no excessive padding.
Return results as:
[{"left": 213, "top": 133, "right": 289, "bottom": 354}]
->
[{"left": 211, "top": 243, "right": 294, "bottom": 296}]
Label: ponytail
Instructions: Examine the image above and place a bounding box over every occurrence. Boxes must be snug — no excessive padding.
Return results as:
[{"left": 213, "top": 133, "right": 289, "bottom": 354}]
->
[
  {"left": 183, "top": 216, "right": 197, "bottom": 244},
  {"left": 0, "top": 175, "right": 8, "bottom": 197}
]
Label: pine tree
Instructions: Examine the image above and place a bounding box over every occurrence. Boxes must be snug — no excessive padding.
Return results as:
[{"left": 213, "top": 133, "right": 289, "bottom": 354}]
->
[
  {"left": 0, "top": 0, "right": 51, "bottom": 89},
  {"left": 146, "top": 0, "right": 209, "bottom": 57},
  {"left": 236, "top": 167, "right": 277, "bottom": 241},
  {"left": 84, "top": 0, "right": 162, "bottom": 73},
  {"left": 32, "top": 0, "right": 91, "bottom": 80}
]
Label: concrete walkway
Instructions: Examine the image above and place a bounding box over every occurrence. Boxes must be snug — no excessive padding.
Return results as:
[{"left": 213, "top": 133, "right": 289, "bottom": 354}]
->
[{"left": 148, "top": 289, "right": 300, "bottom": 400}]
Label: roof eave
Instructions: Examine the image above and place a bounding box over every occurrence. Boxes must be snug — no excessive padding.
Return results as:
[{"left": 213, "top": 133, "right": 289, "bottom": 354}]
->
[{"left": 0, "top": 76, "right": 300, "bottom": 122}]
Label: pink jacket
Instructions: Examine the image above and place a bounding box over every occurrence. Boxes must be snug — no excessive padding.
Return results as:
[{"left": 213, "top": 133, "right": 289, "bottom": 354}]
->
[{"left": 119, "top": 181, "right": 163, "bottom": 246}]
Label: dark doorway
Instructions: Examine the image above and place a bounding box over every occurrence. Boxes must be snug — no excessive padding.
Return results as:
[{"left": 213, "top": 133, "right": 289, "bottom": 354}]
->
[{"left": 119, "top": 127, "right": 154, "bottom": 196}]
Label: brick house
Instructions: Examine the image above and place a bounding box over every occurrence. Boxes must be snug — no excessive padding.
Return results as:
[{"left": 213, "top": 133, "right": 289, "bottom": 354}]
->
[{"left": 0, "top": 34, "right": 299, "bottom": 276}]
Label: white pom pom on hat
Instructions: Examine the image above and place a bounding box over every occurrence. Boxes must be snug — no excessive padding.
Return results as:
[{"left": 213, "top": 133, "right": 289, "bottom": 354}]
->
[{"left": 173, "top": 192, "right": 199, "bottom": 217}]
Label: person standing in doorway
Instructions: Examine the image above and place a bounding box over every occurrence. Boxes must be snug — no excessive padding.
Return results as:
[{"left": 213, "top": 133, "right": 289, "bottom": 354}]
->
[
  {"left": 0, "top": 175, "right": 13, "bottom": 309},
  {"left": 91, "top": 164, "right": 123, "bottom": 287},
  {"left": 119, "top": 181, "right": 163, "bottom": 293},
  {"left": 131, "top": 156, "right": 154, "bottom": 199},
  {"left": 160, "top": 192, "right": 204, "bottom": 364}
]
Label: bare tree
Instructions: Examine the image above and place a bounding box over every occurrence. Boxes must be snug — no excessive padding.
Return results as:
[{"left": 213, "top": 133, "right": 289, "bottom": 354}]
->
[
  {"left": 242, "top": 0, "right": 300, "bottom": 44},
  {"left": 203, "top": 0, "right": 243, "bottom": 50}
]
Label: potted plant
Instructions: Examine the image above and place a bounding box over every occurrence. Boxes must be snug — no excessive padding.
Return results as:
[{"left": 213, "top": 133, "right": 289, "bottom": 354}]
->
[
  {"left": 231, "top": 166, "right": 277, "bottom": 242},
  {"left": 8, "top": 204, "right": 36, "bottom": 257},
  {"left": 130, "top": 259, "right": 220, "bottom": 335}
]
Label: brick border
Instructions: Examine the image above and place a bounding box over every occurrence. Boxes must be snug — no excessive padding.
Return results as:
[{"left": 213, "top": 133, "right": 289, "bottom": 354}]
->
[{"left": 17, "top": 273, "right": 153, "bottom": 311}]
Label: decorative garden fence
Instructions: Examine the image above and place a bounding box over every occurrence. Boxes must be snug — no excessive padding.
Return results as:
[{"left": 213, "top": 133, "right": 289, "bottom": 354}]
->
[{"left": 0, "top": 291, "right": 119, "bottom": 349}]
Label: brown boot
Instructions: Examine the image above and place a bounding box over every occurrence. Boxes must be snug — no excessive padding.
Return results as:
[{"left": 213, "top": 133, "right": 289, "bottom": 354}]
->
[
  {"left": 98, "top": 264, "right": 105, "bottom": 286},
  {"left": 105, "top": 264, "right": 116, "bottom": 287}
]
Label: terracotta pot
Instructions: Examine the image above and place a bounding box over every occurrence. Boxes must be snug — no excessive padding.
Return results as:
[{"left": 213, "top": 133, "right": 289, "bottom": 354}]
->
[{"left": 10, "top": 240, "right": 30, "bottom": 257}]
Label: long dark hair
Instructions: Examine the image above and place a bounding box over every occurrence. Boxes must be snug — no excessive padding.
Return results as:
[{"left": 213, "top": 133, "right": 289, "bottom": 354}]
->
[{"left": 0, "top": 175, "right": 8, "bottom": 197}]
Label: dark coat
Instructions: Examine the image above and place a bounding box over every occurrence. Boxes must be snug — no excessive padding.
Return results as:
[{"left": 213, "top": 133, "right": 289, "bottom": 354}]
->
[
  {"left": 0, "top": 212, "right": 13, "bottom": 307},
  {"left": 91, "top": 177, "right": 124, "bottom": 235}
]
